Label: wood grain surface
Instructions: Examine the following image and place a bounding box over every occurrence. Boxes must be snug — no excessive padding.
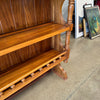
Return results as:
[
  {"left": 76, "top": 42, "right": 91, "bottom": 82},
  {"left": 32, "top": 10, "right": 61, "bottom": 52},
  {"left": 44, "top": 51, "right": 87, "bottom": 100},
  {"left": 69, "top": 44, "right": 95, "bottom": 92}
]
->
[
  {"left": 0, "top": 23, "right": 70, "bottom": 56},
  {"left": 0, "top": 49, "right": 67, "bottom": 92},
  {"left": 0, "top": 0, "right": 75, "bottom": 99},
  {"left": 0, "top": 0, "right": 52, "bottom": 73}
]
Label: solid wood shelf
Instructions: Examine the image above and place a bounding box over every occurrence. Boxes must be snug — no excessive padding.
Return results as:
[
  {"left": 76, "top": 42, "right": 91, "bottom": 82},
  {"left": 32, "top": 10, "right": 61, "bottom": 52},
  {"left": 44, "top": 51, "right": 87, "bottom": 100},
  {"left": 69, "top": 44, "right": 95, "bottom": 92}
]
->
[
  {"left": 0, "top": 49, "right": 67, "bottom": 95},
  {"left": 0, "top": 0, "right": 75, "bottom": 99},
  {"left": 0, "top": 23, "right": 70, "bottom": 56}
]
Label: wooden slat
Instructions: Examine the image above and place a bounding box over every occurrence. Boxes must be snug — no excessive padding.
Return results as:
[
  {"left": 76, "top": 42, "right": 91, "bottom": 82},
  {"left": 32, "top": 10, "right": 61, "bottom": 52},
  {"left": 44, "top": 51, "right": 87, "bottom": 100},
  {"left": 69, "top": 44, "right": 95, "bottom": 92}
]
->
[
  {"left": 0, "top": 49, "right": 67, "bottom": 92},
  {"left": 11, "top": 0, "right": 26, "bottom": 30},
  {"left": 0, "top": 55, "right": 66, "bottom": 100},
  {"left": 0, "top": 0, "right": 15, "bottom": 34},
  {"left": 0, "top": 23, "right": 70, "bottom": 56},
  {"left": 24, "top": 0, "right": 37, "bottom": 27}
]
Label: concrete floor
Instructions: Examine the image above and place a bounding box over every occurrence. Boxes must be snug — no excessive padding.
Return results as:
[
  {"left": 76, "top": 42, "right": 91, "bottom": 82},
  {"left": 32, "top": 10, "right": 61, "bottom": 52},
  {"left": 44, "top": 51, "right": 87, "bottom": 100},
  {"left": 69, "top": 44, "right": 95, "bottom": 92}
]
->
[{"left": 11, "top": 35, "right": 100, "bottom": 100}]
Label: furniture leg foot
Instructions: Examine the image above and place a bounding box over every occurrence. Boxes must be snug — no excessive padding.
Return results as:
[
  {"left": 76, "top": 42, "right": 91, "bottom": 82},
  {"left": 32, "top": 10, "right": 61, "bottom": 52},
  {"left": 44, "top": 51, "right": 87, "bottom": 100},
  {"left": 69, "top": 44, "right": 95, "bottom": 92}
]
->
[{"left": 52, "top": 64, "right": 67, "bottom": 80}]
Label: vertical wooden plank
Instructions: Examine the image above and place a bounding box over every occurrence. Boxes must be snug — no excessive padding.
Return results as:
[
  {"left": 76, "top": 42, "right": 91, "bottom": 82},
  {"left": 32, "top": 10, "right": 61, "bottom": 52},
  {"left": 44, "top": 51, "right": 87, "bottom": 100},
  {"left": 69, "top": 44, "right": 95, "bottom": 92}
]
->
[
  {"left": 24, "top": 0, "right": 37, "bottom": 27},
  {"left": 11, "top": 0, "right": 26, "bottom": 30},
  {"left": 0, "top": 55, "right": 11, "bottom": 71},
  {"left": 0, "top": 0, "right": 15, "bottom": 34},
  {"left": 41, "top": 38, "right": 51, "bottom": 52},
  {"left": 51, "top": 0, "right": 65, "bottom": 25},
  {"left": 0, "top": 0, "right": 52, "bottom": 73},
  {"left": 50, "top": 0, "right": 68, "bottom": 79},
  {"left": 0, "top": 21, "right": 3, "bottom": 34},
  {"left": 43, "top": 0, "right": 51, "bottom": 23},
  {"left": 65, "top": 0, "right": 74, "bottom": 63},
  {"left": 51, "top": 0, "right": 65, "bottom": 52},
  {"left": 35, "top": 0, "right": 44, "bottom": 24}
]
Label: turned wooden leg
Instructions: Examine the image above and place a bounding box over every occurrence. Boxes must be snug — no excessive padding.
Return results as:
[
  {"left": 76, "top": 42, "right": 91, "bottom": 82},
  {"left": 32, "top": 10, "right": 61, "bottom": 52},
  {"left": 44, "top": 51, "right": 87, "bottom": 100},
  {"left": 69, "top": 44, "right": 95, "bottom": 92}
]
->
[
  {"left": 65, "top": 31, "right": 71, "bottom": 63},
  {"left": 52, "top": 64, "right": 67, "bottom": 80},
  {"left": 64, "top": 48, "right": 70, "bottom": 63}
]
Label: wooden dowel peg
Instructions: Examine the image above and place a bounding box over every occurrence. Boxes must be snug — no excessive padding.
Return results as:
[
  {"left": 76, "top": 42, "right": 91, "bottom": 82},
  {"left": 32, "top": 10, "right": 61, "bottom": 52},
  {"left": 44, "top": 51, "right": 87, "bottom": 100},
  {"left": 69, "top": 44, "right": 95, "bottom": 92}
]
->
[
  {"left": 21, "top": 79, "right": 25, "bottom": 83},
  {"left": 0, "top": 92, "right": 3, "bottom": 96},
  {"left": 31, "top": 73, "right": 34, "bottom": 77},
  {"left": 47, "top": 64, "right": 49, "bottom": 67},
  {"left": 10, "top": 85, "right": 15, "bottom": 89},
  {"left": 39, "top": 68, "right": 42, "bottom": 71},
  {"left": 59, "top": 57, "right": 61, "bottom": 59},
  {"left": 53, "top": 60, "right": 56, "bottom": 63}
]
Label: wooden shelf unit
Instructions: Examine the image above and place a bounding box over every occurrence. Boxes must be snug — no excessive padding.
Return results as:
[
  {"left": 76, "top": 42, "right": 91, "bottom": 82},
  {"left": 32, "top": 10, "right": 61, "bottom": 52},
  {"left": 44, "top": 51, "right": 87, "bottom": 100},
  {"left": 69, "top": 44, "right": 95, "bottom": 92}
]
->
[
  {"left": 0, "top": 0, "right": 74, "bottom": 99},
  {"left": 0, "top": 23, "right": 70, "bottom": 56},
  {"left": 0, "top": 49, "right": 67, "bottom": 100}
]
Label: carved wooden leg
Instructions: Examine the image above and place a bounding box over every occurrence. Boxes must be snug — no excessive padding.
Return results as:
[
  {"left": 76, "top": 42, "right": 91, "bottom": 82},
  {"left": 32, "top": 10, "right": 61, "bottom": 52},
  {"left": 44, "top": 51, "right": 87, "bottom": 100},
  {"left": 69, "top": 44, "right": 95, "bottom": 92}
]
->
[
  {"left": 65, "top": 0, "right": 74, "bottom": 62},
  {"left": 52, "top": 64, "right": 67, "bottom": 80},
  {"left": 64, "top": 48, "right": 70, "bottom": 63},
  {"left": 65, "top": 31, "right": 71, "bottom": 63}
]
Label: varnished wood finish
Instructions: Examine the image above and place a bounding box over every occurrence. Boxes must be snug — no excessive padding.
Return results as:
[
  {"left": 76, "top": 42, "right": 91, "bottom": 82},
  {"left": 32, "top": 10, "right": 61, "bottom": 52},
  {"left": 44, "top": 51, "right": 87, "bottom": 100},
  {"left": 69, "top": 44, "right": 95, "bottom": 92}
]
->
[
  {"left": 0, "top": 49, "right": 67, "bottom": 100},
  {"left": 0, "top": 49, "right": 67, "bottom": 92},
  {"left": 0, "top": 0, "right": 15, "bottom": 34},
  {"left": 53, "top": 64, "right": 67, "bottom": 80},
  {"left": 51, "top": 0, "right": 66, "bottom": 52},
  {"left": 65, "top": 0, "right": 74, "bottom": 62},
  {"left": 0, "top": 38, "right": 51, "bottom": 73},
  {"left": 0, "top": 0, "right": 51, "bottom": 35},
  {"left": 0, "top": 0, "right": 52, "bottom": 73},
  {"left": 0, "top": 56, "right": 66, "bottom": 100},
  {"left": 51, "top": 0, "right": 66, "bottom": 25},
  {"left": 0, "top": 0, "right": 75, "bottom": 99},
  {"left": 51, "top": 0, "right": 73, "bottom": 79},
  {"left": 0, "top": 23, "right": 70, "bottom": 56}
]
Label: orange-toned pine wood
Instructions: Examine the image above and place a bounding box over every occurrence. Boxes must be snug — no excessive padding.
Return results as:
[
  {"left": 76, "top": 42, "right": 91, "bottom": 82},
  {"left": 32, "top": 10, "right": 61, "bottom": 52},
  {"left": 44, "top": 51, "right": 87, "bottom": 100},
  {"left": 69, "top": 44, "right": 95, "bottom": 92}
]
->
[
  {"left": 0, "top": 0, "right": 51, "bottom": 35},
  {"left": 0, "top": 54, "right": 66, "bottom": 100},
  {"left": 65, "top": 0, "right": 74, "bottom": 63},
  {"left": 0, "top": 49, "right": 67, "bottom": 92},
  {"left": 0, "top": 0, "right": 75, "bottom": 99},
  {"left": 0, "top": 0, "right": 52, "bottom": 73},
  {"left": 0, "top": 38, "right": 51, "bottom": 73},
  {"left": 0, "top": 23, "right": 70, "bottom": 56},
  {"left": 53, "top": 64, "right": 67, "bottom": 80},
  {"left": 51, "top": 0, "right": 66, "bottom": 25}
]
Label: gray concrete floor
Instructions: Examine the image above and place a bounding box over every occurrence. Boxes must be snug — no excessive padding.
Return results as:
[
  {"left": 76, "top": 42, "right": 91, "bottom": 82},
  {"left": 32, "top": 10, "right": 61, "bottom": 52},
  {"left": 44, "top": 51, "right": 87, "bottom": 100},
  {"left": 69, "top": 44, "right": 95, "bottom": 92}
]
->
[{"left": 11, "top": 35, "right": 100, "bottom": 100}]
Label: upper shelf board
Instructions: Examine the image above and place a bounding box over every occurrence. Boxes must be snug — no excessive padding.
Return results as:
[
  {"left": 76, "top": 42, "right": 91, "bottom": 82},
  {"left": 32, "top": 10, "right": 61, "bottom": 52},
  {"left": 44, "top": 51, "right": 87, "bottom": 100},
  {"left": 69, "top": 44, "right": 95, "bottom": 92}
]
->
[{"left": 0, "top": 23, "right": 70, "bottom": 56}]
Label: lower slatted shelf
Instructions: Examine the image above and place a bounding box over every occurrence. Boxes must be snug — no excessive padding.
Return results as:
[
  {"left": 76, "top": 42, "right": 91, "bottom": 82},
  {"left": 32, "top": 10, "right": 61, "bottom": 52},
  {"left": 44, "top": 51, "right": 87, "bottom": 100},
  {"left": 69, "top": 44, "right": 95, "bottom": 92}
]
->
[{"left": 0, "top": 49, "right": 67, "bottom": 100}]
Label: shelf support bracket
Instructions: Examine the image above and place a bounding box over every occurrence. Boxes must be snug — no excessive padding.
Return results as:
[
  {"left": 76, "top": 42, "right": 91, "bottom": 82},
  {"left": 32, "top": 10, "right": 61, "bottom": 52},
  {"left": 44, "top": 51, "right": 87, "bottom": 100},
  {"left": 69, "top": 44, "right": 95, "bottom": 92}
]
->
[{"left": 52, "top": 64, "right": 67, "bottom": 80}]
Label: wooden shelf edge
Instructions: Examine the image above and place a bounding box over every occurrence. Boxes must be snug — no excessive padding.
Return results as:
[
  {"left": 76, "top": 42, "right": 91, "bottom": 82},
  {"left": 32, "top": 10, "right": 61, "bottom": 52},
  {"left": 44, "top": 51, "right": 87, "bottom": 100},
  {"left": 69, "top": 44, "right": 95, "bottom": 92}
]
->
[
  {"left": 0, "top": 53, "right": 67, "bottom": 100},
  {"left": 0, "top": 50, "right": 67, "bottom": 93},
  {"left": 0, "top": 26, "right": 69, "bottom": 57}
]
